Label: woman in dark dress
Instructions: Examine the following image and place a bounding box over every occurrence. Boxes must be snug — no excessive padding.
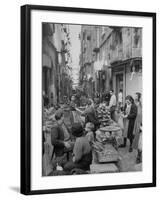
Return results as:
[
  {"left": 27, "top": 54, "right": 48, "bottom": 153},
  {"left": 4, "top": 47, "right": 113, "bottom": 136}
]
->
[
  {"left": 122, "top": 95, "right": 137, "bottom": 152},
  {"left": 132, "top": 92, "right": 142, "bottom": 150}
]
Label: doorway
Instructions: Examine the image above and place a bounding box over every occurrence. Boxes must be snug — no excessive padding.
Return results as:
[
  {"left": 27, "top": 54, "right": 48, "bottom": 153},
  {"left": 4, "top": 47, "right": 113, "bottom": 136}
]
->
[{"left": 116, "top": 73, "right": 123, "bottom": 100}]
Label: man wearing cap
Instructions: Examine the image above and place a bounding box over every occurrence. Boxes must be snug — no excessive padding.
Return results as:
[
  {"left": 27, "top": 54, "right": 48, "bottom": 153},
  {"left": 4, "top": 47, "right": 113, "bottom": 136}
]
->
[
  {"left": 51, "top": 109, "right": 72, "bottom": 168},
  {"left": 63, "top": 123, "right": 92, "bottom": 173}
]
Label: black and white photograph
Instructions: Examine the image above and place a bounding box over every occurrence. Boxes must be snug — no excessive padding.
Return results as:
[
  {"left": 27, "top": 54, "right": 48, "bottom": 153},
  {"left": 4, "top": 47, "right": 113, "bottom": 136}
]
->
[
  {"left": 20, "top": 5, "right": 156, "bottom": 194},
  {"left": 42, "top": 23, "right": 143, "bottom": 176}
]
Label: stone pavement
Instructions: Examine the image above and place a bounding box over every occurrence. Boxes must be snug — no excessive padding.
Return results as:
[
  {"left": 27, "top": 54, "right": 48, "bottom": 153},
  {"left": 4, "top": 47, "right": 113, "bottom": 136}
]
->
[
  {"left": 113, "top": 111, "right": 142, "bottom": 173},
  {"left": 117, "top": 145, "right": 142, "bottom": 172}
]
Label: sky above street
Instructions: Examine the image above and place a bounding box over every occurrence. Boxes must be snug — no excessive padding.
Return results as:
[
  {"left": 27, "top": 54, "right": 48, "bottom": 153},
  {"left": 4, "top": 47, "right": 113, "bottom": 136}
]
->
[{"left": 69, "top": 24, "right": 81, "bottom": 88}]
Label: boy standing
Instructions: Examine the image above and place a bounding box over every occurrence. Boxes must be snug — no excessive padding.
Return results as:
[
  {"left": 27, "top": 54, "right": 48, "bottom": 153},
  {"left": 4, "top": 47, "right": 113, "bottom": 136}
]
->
[{"left": 85, "top": 122, "right": 95, "bottom": 146}]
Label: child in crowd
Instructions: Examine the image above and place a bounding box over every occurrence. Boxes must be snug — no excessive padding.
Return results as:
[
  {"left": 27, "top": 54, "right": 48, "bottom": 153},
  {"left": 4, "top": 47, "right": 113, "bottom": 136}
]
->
[
  {"left": 85, "top": 122, "right": 98, "bottom": 164},
  {"left": 85, "top": 122, "right": 95, "bottom": 146}
]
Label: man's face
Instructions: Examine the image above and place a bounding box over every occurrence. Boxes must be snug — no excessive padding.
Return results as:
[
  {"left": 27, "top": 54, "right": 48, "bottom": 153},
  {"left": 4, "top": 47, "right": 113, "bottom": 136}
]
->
[
  {"left": 42, "top": 91, "right": 45, "bottom": 96},
  {"left": 110, "top": 91, "right": 113, "bottom": 96},
  {"left": 85, "top": 126, "right": 90, "bottom": 132},
  {"left": 126, "top": 100, "right": 131, "bottom": 105},
  {"left": 71, "top": 96, "right": 75, "bottom": 101},
  {"left": 134, "top": 94, "right": 138, "bottom": 101}
]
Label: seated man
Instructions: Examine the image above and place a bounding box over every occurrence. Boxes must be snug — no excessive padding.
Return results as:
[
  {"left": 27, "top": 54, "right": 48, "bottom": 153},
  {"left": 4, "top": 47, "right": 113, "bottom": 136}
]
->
[
  {"left": 63, "top": 123, "right": 92, "bottom": 172},
  {"left": 109, "top": 90, "right": 117, "bottom": 121}
]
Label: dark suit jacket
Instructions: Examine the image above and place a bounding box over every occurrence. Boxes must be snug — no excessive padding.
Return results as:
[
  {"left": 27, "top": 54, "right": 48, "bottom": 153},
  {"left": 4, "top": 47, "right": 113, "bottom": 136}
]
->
[
  {"left": 51, "top": 123, "right": 65, "bottom": 157},
  {"left": 84, "top": 106, "right": 99, "bottom": 127}
]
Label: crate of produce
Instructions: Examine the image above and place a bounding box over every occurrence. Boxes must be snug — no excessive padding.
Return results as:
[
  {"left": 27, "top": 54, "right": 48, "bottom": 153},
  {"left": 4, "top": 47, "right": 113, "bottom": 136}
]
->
[{"left": 96, "top": 144, "right": 119, "bottom": 163}]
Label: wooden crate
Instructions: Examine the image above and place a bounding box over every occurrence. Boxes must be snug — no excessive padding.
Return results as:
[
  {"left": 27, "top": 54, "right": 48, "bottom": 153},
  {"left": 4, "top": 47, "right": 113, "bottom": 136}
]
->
[
  {"left": 96, "top": 144, "right": 119, "bottom": 163},
  {"left": 90, "top": 163, "right": 119, "bottom": 173}
]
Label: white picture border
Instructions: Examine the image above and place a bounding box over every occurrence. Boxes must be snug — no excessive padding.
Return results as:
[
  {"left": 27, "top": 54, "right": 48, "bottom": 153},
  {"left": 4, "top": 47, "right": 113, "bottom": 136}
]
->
[{"left": 31, "top": 9, "right": 153, "bottom": 190}]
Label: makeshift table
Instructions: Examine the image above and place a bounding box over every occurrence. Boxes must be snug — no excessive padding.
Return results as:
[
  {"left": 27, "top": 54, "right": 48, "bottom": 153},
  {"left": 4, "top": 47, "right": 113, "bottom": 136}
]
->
[
  {"left": 91, "top": 142, "right": 119, "bottom": 174},
  {"left": 100, "top": 126, "right": 122, "bottom": 149},
  {"left": 100, "top": 125, "right": 121, "bottom": 134},
  {"left": 90, "top": 125, "right": 122, "bottom": 173}
]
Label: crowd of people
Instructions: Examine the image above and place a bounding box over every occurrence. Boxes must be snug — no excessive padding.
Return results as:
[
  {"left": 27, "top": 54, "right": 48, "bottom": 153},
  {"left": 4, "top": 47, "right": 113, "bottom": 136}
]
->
[{"left": 42, "top": 89, "right": 142, "bottom": 176}]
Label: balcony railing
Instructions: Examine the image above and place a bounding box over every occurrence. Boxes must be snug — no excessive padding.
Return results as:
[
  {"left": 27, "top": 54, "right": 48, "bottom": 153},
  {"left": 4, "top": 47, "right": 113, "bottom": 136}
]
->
[{"left": 93, "top": 47, "right": 100, "bottom": 53}]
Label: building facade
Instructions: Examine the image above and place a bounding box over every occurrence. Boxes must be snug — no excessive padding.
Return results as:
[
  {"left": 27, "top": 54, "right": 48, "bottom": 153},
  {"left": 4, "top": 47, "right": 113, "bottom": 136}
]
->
[
  {"left": 79, "top": 25, "right": 142, "bottom": 103},
  {"left": 108, "top": 27, "right": 142, "bottom": 100},
  {"left": 42, "top": 23, "right": 72, "bottom": 106}
]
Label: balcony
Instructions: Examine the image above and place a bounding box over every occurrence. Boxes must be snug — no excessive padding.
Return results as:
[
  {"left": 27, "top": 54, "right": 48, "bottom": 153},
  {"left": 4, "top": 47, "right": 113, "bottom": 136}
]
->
[
  {"left": 109, "top": 46, "right": 123, "bottom": 63},
  {"left": 93, "top": 47, "right": 100, "bottom": 53}
]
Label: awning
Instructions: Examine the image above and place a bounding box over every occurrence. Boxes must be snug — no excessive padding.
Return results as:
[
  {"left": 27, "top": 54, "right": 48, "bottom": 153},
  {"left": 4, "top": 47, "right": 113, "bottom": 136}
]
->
[
  {"left": 109, "top": 57, "right": 142, "bottom": 68},
  {"left": 42, "top": 54, "right": 52, "bottom": 68}
]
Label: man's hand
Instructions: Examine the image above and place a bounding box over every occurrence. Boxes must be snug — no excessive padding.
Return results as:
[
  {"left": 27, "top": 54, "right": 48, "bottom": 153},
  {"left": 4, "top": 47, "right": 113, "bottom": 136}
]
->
[
  {"left": 64, "top": 142, "right": 71, "bottom": 149},
  {"left": 72, "top": 156, "right": 75, "bottom": 162}
]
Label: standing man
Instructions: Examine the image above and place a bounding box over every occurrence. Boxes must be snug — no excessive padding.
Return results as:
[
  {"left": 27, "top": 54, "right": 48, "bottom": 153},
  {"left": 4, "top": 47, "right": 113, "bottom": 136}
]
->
[
  {"left": 43, "top": 91, "right": 49, "bottom": 108},
  {"left": 109, "top": 90, "right": 117, "bottom": 121},
  {"left": 70, "top": 95, "right": 77, "bottom": 110},
  {"left": 82, "top": 99, "right": 99, "bottom": 128},
  {"left": 105, "top": 91, "right": 111, "bottom": 106},
  {"left": 51, "top": 109, "right": 71, "bottom": 168},
  {"left": 118, "top": 89, "right": 123, "bottom": 111}
]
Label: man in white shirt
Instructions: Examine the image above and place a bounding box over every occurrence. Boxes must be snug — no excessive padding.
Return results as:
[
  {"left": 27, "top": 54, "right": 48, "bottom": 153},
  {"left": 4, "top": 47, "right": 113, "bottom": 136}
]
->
[{"left": 109, "top": 90, "right": 117, "bottom": 121}]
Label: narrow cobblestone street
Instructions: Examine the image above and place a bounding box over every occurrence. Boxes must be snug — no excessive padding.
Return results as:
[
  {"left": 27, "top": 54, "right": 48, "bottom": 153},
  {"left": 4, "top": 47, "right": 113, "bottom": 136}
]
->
[
  {"left": 42, "top": 23, "right": 143, "bottom": 176},
  {"left": 118, "top": 147, "right": 142, "bottom": 172}
]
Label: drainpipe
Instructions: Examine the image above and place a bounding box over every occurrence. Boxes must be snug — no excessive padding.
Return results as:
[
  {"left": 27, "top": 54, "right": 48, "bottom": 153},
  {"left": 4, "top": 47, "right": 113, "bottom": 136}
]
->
[{"left": 125, "top": 64, "right": 126, "bottom": 98}]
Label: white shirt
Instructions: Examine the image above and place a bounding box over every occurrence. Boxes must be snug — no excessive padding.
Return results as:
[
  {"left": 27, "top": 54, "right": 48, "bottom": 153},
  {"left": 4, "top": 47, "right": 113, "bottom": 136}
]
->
[
  {"left": 118, "top": 92, "right": 123, "bottom": 103},
  {"left": 109, "top": 94, "right": 117, "bottom": 108}
]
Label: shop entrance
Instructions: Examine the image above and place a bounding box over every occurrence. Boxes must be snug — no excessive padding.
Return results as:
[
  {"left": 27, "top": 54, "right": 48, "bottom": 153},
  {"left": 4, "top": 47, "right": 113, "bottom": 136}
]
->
[{"left": 116, "top": 73, "right": 123, "bottom": 99}]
